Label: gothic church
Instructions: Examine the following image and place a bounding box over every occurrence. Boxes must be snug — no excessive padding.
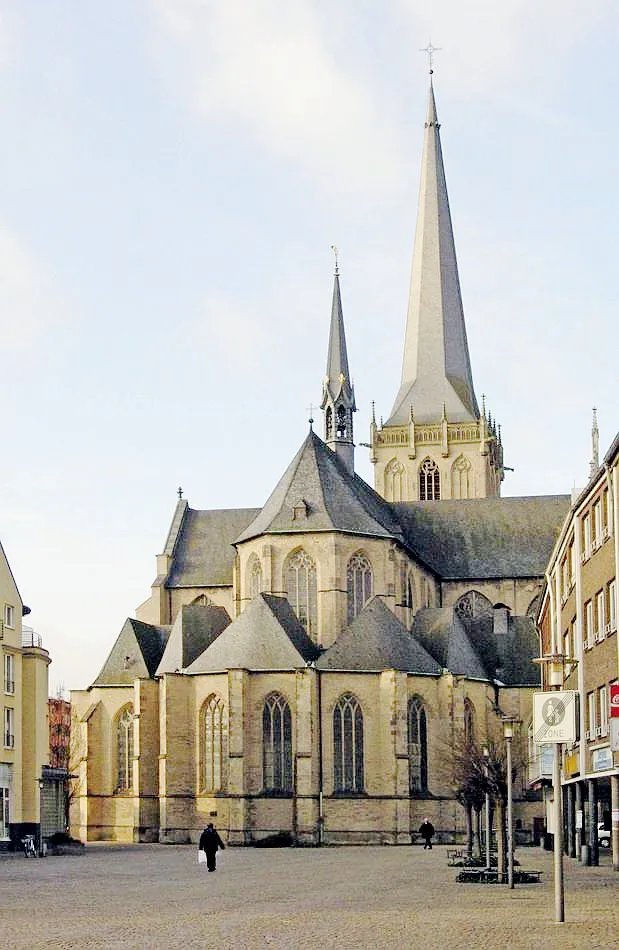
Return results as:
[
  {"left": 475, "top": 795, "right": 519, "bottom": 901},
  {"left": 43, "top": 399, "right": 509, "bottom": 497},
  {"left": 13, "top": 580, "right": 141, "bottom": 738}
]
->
[{"left": 71, "top": 81, "right": 569, "bottom": 845}]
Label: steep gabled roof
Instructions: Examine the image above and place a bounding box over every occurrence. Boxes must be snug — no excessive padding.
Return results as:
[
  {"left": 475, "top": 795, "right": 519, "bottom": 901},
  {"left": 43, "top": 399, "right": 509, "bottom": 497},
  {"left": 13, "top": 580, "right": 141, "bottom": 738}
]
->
[
  {"left": 460, "top": 612, "right": 540, "bottom": 686},
  {"left": 165, "top": 507, "right": 259, "bottom": 588},
  {"left": 235, "top": 430, "right": 404, "bottom": 545},
  {"left": 392, "top": 495, "right": 570, "bottom": 579},
  {"left": 156, "top": 604, "right": 231, "bottom": 675},
  {"left": 411, "top": 607, "right": 489, "bottom": 679},
  {"left": 185, "top": 593, "right": 319, "bottom": 673},
  {"left": 92, "top": 618, "right": 170, "bottom": 686},
  {"left": 316, "top": 596, "right": 441, "bottom": 674}
]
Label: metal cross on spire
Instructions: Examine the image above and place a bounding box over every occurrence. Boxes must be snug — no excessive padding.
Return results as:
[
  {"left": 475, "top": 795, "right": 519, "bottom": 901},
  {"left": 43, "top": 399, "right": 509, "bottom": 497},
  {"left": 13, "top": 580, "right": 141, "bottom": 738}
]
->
[
  {"left": 419, "top": 41, "right": 442, "bottom": 74},
  {"left": 331, "top": 244, "right": 339, "bottom": 275},
  {"left": 307, "top": 403, "right": 315, "bottom": 429}
]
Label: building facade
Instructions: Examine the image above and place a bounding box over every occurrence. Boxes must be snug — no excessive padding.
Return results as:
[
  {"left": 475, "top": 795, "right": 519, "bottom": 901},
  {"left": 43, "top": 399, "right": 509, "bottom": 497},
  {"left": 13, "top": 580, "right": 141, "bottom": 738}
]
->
[
  {"left": 534, "top": 426, "right": 618, "bottom": 869},
  {"left": 0, "top": 540, "right": 52, "bottom": 850},
  {"left": 70, "top": 80, "right": 571, "bottom": 847}
]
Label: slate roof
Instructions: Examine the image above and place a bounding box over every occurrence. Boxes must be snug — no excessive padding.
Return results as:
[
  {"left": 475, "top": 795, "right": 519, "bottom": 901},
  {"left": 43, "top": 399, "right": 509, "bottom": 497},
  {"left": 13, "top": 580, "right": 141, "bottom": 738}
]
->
[
  {"left": 92, "top": 618, "right": 170, "bottom": 686},
  {"left": 393, "top": 495, "right": 570, "bottom": 579},
  {"left": 411, "top": 608, "right": 489, "bottom": 679},
  {"left": 459, "top": 612, "right": 540, "bottom": 686},
  {"left": 155, "top": 604, "right": 231, "bottom": 675},
  {"left": 316, "top": 596, "right": 441, "bottom": 674},
  {"left": 185, "top": 593, "right": 320, "bottom": 673},
  {"left": 235, "top": 430, "right": 405, "bottom": 545},
  {"left": 165, "top": 507, "right": 258, "bottom": 588}
]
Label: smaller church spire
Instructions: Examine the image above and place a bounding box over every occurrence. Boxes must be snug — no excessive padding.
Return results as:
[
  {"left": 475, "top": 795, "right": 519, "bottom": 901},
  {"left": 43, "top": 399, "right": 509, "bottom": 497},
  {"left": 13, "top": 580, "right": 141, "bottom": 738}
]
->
[
  {"left": 322, "top": 250, "right": 356, "bottom": 472},
  {"left": 589, "top": 407, "right": 600, "bottom": 478}
]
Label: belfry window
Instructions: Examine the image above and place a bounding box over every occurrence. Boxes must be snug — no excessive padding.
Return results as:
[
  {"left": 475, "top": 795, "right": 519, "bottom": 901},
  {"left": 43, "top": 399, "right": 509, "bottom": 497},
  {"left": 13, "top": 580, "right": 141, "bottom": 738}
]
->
[
  {"left": 202, "top": 694, "right": 226, "bottom": 791},
  {"left": 285, "top": 549, "right": 317, "bottom": 635},
  {"left": 419, "top": 458, "right": 440, "bottom": 500},
  {"left": 408, "top": 697, "right": 428, "bottom": 795},
  {"left": 333, "top": 693, "right": 364, "bottom": 793},
  {"left": 263, "top": 693, "right": 292, "bottom": 793},
  {"left": 337, "top": 406, "right": 347, "bottom": 438},
  {"left": 347, "top": 553, "right": 373, "bottom": 623},
  {"left": 116, "top": 706, "right": 134, "bottom": 792},
  {"left": 325, "top": 407, "right": 333, "bottom": 440}
]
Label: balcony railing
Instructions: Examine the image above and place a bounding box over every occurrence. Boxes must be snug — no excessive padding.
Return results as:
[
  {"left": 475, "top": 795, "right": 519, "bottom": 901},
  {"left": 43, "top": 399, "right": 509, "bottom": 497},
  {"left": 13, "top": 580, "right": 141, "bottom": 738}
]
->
[{"left": 21, "top": 626, "right": 43, "bottom": 648}]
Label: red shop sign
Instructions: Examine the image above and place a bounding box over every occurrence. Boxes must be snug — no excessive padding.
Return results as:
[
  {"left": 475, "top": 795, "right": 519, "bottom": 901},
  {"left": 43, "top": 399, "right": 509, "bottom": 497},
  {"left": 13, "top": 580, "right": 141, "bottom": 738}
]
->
[{"left": 610, "top": 684, "right": 619, "bottom": 717}]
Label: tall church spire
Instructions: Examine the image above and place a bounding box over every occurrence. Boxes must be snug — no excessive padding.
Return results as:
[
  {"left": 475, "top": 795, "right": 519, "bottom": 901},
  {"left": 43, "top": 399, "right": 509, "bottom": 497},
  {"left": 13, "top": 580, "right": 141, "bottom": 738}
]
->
[
  {"left": 388, "top": 79, "right": 479, "bottom": 426},
  {"left": 321, "top": 251, "right": 356, "bottom": 472}
]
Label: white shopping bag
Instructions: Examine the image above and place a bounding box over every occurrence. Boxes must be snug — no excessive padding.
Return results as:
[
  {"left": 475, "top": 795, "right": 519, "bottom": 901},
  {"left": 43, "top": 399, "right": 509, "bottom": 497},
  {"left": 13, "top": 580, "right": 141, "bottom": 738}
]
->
[{"left": 198, "top": 850, "right": 207, "bottom": 865}]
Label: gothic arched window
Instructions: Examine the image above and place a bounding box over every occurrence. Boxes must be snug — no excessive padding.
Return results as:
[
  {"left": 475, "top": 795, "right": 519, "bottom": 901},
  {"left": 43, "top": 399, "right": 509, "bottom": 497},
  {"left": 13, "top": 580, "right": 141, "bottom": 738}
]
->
[
  {"left": 419, "top": 458, "right": 440, "bottom": 500},
  {"left": 463, "top": 698, "right": 475, "bottom": 746},
  {"left": 526, "top": 594, "right": 541, "bottom": 619},
  {"left": 263, "top": 693, "right": 292, "bottom": 793},
  {"left": 285, "top": 549, "right": 317, "bottom": 635},
  {"left": 201, "top": 694, "right": 226, "bottom": 791},
  {"left": 116, "top": 706, "right": 134, "bottom": 792},
  {"left": 347, "top": 552, "right": 373, "bottom": 623},
  {"left": 385, "top": 458, "right": 406, "bottom": 502},
  {"left": 248, "top": 556, "right": 263, "bottom": 599},
  {"left": 325, "top": 406, "right": 333, "bottom": 440},
  {"left": 408, "top": 697, "right": 428, "bottom": 795},
  {"left": 336, "top": 405, "right": 347, "bottom": 438},
  {"left": 333, "top": 694, "right": 364, "bottom": 793},
  {"left": 451, "top": 454, "right": 472, "bottom": 499},
  {"left": 191, "top": 593, "right": 213, "bottom": 607},
  {"left": 454, "top": 590, "right": 493, "bottom": 620}
]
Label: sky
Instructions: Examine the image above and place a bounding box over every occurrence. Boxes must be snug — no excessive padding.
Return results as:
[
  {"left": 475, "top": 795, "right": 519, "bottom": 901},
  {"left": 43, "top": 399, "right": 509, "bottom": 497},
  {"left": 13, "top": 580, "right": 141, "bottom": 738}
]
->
[{"left": 1, "top": 1, "right": 617, "bottom": 696}]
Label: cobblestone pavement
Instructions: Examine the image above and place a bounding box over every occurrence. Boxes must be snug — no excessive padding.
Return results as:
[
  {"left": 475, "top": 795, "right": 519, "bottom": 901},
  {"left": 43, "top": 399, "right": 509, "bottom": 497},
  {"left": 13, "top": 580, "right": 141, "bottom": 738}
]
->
[{"left": 0, "top": 843, "right": 617, "bottom": 950}]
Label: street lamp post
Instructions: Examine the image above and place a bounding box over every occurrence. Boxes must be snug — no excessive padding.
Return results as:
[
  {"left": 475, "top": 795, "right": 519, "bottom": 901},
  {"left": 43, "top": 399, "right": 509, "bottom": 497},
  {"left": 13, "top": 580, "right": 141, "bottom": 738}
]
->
[
  {"left": 483, "top": 745, "right": 491, "bottom": 870},
  {"left": 502, "top": 718, "right": 519, "bottom": 889}
]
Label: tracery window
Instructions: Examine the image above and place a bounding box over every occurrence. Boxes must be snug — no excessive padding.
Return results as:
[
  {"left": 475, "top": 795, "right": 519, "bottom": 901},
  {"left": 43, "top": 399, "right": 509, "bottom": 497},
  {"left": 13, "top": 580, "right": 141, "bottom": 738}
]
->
[
  {"left": 333, "top": 693, "right": 364, "bottom": 793},
  {"left": 451, "top": 454, "right": 472, "bottom": 499},
  {"left": 408, "top": 697, "right": 428, "bottom": 795},
  {"left": 285, "top": 549, "right": 317, "bottom": 635},
  {"left": 248, "top": 556, "right": 263, "bottom": 599},
  {"left": 202, "top": 694, "right": 226, "bottom": 791},
  {"left": 347, "top": 553, "right": 373, "bottom": 623},
  {"left": 116, "top": 706, "right": 134, "bottom": 792},
  {"left": 463, "top": 698, "right": 475, "bottom": 745},
  {"left": 263, "top": 693, "right": 292, "bottom": 793},
  {"left": 454, "top": 590, "right": 493, "bottom": 620},
  {"left": 385, "top": 458, "right": 405, "bottom": 502},
  {"left": 419, "top": 458, "right": 440, "bottom": 500}
]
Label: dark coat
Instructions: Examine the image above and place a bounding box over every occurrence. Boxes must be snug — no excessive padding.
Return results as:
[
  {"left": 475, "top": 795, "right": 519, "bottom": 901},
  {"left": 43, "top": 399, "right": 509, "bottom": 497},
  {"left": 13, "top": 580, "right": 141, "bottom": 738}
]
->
[
  {"left": 199, "top": 827, "right": 225, "bottom": 855},
  {"left": 418, "top": 821, "right": 434, "bottom": 841}
]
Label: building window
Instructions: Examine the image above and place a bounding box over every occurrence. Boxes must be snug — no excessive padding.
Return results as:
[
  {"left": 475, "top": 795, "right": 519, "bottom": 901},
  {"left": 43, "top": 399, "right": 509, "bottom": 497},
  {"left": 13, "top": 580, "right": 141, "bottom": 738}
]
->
[
  {"left": 116, "top": 706, "right": 134, "bottom": 791},
  {"left": 599, "top": 686, "right": 608, "bottom": 737},
  {"left": 584, "top": 600, "right": 593, "bottom": 648},
  {"left": 408, "top": 697, "right": 428, "bottom": 795},
  {"left": 285, "top": 549, "right": 317, "bottom": 635},
  {"left": 563, "top": 628, "right": 570, "bottom": 659},
  {"left": 325, "top": 406, "right": 333, "bottom": 440},
  {"left": 582, "top": 514, "right": 591, "bottom": 558},
  {"left": 608, "top": 579, "right": 616, "bottom": 632},
  {"left": 419, "top": 458, "right": 440, "bottom": 501},
  {"left": 347, "top": 553, "right": 373, "bottom": 623},
  {"left": 3, "top": 707, "right": 14, "bottom": 749},
  {"left": 593, "top": 501, "right": 602, "bottom": 545},
  {"left": 333, "top": 694, "right": 364, "bottom": 793},
  {"left": 463, "top": 699, "right": 475, "bottom": 745},
  {"left": 202, "top": 695, "right": 226, "bottom": 792},
  {"left": 587, "top": 691, "right": 596, "bottom": 739},
  {"left": 385, "top": 458, "right": 405, "bottom": 502},
  {"left": 262, "top": 693, "right": 292, "bottom": 793},
  {"left": 454, "top": 590, "right": 492, "bottom": 620},
  {"left": 248, "top": 557, "right": 263, "bottom": 599},
  {"left": 3, "top": 605, "right": 14, "bottom": 629},
  {"left": 3, "top": 655, "right": 14, "bottom": 695},
  {"left": 336, "top": 405, "right": 348, "bottom": 438},
  {"left": 596, "top": 591, "right": 605, "bottom": 641},
  {"left": 0, "top": 784, "right": 9, "bottom": 839},
  {"left": 451, "top": 455, "right": 472, "bottom": 499}
]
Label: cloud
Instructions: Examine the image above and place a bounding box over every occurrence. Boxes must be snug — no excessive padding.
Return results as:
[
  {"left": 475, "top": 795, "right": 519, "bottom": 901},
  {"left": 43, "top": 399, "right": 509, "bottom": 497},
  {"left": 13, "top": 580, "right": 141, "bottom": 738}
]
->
[
  {"left": 147, "top": 0, "right": 405, "bottom": 196},
  {"left": 0, "top": 226, "right": 71, "bottom": 350}
]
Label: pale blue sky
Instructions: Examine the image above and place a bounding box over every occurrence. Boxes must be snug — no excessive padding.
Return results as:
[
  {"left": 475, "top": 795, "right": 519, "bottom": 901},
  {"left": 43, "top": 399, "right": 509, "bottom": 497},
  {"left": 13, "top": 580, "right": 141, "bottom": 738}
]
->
[{"left": 1, "top": 1, "right": 617, "bottom": 694}]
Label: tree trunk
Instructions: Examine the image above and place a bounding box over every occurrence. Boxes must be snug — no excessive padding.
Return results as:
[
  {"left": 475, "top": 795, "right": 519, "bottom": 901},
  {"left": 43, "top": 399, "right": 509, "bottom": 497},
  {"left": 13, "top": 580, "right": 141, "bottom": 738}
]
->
[
  {"left": 473, "top": 807, "right": 482, "bottom": 858},
  {"left": 465, "top": 804, "right": 473, "bottom": 858}
]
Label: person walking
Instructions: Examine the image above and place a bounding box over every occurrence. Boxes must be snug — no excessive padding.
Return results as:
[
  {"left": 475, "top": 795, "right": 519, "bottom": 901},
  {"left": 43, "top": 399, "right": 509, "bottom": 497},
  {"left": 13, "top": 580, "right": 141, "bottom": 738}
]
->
[
  {"left": 418, "top": 818, "right": 435, "bottom": 850},
  {"left": 199, "top": 822, "right": 225, "bottom": 872}
]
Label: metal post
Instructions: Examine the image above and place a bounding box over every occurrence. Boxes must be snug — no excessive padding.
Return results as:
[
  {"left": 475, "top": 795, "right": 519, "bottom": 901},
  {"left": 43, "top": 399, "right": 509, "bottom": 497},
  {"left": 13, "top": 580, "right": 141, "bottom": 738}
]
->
[
  {"left": 483, "top": 746, "right": 491, "bottom": 869},
  {"left": 553, "top": 743, "right": 564, "bottom": 923},
  {"left": 611, "top": 774, "right": 619, "bottom": 872},
  {"left": 506, "top": 735, "right": 514, "bottom": 889}
]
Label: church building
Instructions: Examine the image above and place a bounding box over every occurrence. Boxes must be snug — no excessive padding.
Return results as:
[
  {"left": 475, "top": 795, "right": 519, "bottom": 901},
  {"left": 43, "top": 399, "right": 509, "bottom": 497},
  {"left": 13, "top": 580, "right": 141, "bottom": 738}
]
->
[{"left": 70, "top": 80, "right": 570, "bottom": 846}]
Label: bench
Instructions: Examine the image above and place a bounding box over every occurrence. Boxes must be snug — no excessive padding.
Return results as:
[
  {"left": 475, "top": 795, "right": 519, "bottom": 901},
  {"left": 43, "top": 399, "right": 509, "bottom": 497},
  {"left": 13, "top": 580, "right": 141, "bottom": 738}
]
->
[
  {"left": 446, "top": 848, "right": 464, "bottom": 866},
  {"left": 514, "top": 869, "right": 543, "bottom": 884}
]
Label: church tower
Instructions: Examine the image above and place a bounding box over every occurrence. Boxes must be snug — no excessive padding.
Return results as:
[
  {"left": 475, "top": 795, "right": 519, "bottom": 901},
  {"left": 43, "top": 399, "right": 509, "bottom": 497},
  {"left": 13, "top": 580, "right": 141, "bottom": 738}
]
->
[
  {"left": 322, "top": 256, "right": 356, "bottom": 472},
  {"left": 371, "top": 79, "right": 503, "bottom": 501}
]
